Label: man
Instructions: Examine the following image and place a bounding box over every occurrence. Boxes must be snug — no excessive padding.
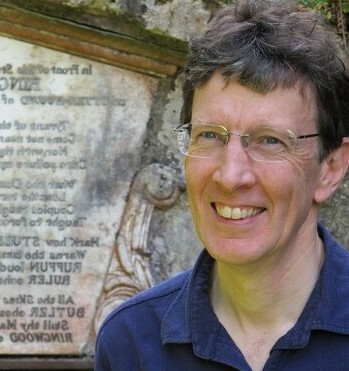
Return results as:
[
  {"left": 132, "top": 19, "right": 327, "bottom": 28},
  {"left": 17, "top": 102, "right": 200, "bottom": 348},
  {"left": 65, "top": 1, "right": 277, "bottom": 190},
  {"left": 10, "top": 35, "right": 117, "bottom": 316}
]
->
[{"left": 95, "top": 0, "right": 349, "bottom": 370}]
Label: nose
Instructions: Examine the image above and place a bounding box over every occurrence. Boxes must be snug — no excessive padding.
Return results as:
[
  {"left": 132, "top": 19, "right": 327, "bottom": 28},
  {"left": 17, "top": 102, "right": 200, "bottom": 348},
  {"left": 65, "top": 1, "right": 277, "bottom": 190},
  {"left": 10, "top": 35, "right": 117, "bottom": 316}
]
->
[
  {"left": 228, "top": 131, "right": 249, "bottom": 149},
  {"left": 212, "top": 135, "right": 257, "bottom": 192}
]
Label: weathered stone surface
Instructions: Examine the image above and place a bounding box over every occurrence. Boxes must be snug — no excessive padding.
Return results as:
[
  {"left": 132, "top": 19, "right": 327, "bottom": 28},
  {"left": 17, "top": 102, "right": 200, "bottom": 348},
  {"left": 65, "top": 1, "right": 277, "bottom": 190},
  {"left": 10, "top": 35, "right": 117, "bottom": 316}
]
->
[
  {"left": 0, "top": 35, "right": 157, "bottom": 354},
  {"left": 320, "top": 173, "right": 349, "bottom": 249},
  {"left": 0, "top": 0, "right": 348, "bottom": 368},
  {"left": 142, "top": 0, "right": 211, "bottom": 41}
]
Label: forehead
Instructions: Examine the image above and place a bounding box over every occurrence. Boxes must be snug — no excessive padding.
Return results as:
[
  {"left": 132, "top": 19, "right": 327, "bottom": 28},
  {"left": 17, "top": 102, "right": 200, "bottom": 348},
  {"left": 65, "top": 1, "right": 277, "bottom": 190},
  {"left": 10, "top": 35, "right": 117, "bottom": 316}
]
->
[{"left": 192, "top": 73, "right": 317, "bottom": 131}]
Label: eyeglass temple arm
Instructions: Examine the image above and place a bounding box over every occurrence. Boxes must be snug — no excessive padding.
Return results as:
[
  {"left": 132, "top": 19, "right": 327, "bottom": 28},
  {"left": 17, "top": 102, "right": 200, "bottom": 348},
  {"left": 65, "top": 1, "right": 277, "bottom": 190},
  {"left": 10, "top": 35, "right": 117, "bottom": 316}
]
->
[
  {"left": 296, "top": 133, "right": 320, "bottom": 139},
  {"left": 174, "top": 125, "right": 189, "bottom": 131}
]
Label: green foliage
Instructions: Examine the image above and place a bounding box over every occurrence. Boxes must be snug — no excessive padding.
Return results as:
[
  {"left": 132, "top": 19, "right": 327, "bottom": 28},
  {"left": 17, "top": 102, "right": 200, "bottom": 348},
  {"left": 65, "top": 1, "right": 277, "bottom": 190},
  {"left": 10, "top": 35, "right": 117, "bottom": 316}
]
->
[
  {"left": 299, "top": 0, "right": 349, "bottom": 14},
  {"left": 299, "top": 0, "right": 329, "bottom": 9},
  {"left": 299, "top": 0, "right": 333, "bottom": 20},
  {"left": 342, "top": 0, "right": 349, "bottom": 13},
  {"left": 299, "top": 0, "right": 348, "bottom": 55}
]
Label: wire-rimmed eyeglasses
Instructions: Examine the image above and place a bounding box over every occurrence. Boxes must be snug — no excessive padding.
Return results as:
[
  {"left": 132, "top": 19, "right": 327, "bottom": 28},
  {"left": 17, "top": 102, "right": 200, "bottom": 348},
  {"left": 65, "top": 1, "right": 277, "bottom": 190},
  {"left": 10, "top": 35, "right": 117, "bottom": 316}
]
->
[{"left": 174, "top": 123, "right": 320, "bottom": 162}]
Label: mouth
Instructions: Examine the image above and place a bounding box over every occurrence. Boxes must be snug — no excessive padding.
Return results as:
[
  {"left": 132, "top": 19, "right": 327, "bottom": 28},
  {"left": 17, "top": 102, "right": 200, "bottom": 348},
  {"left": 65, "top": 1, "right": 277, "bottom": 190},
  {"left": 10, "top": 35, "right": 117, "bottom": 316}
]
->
[{"left": 215, "top": 204, "right": 265, "bottom": 220}]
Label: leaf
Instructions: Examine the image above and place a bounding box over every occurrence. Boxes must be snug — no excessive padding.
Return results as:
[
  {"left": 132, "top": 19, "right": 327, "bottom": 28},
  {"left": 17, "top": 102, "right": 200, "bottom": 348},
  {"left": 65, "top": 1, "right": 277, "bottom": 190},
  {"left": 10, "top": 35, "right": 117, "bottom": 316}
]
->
[
  {"left": 299, "top": 0, "right": 331, "bottom": 11},
  {"left": 342, "top": 2, "right": 349, "bottom": 13}
]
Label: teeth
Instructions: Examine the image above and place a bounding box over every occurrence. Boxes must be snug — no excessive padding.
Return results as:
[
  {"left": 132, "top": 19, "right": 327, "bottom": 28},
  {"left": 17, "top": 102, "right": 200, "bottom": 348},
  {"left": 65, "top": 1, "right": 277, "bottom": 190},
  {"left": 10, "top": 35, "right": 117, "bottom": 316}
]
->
[
  {"left": 216, "top": 205, "right": 263, "bottom": 220},
  {"left": 231, "top": 208, "right": 242, "bottom": 219},
  {"left": 220, "top": 206, "right": 232, "bottom": 218}
]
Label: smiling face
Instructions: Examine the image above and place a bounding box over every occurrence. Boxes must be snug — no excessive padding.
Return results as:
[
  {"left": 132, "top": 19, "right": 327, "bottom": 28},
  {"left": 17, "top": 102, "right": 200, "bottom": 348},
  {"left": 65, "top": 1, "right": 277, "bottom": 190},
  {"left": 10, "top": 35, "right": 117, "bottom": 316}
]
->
[{"left": 185, "top": 73, "right": 330, "bottom": 267}]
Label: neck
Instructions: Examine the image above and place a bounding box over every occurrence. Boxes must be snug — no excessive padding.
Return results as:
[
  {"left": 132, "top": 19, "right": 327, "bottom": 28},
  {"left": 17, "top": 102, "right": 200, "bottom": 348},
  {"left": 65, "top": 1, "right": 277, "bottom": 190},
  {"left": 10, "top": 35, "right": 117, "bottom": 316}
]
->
[{"left": 210, "top": 232, "right": 324, "bottom": 330}]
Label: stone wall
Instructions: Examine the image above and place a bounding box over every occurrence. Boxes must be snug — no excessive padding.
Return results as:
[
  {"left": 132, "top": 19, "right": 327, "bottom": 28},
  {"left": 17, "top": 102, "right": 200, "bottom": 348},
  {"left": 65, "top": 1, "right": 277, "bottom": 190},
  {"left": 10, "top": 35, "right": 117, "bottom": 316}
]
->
[{"left": 0, "top": 0, "right": 347, "bottom": 368}]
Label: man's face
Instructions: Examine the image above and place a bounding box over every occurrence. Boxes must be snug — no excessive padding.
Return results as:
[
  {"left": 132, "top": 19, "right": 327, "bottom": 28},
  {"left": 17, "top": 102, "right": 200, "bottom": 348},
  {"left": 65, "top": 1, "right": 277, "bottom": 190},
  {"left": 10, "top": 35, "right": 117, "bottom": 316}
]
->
[{"left": 185, "top": 73, "right": 328, "bottom": 267}]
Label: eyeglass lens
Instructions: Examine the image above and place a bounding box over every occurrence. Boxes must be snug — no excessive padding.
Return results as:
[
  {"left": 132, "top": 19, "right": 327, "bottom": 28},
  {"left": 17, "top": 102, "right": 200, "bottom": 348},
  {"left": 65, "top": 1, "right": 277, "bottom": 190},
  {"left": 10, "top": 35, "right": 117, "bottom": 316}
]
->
[{"left": 175, "top": 123, "right": 298, "bottom": 162}]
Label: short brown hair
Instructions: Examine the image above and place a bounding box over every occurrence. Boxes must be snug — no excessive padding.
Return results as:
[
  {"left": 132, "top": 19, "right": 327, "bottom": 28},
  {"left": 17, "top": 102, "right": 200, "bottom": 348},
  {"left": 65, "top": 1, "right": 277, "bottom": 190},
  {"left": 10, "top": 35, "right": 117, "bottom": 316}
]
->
[{"left": 181, "top": 0, "right": 349, "bottom": 160}]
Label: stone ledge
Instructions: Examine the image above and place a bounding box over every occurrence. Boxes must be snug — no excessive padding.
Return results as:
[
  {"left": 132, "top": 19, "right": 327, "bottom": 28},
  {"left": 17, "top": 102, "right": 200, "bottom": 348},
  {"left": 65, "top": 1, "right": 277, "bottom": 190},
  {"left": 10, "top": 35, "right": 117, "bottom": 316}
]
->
[
  {"left": 0, "top": 357, "right": 93, "bottom": 370},
  {"left": 0, "top": 1, "right": 188, "bottom": 77}
]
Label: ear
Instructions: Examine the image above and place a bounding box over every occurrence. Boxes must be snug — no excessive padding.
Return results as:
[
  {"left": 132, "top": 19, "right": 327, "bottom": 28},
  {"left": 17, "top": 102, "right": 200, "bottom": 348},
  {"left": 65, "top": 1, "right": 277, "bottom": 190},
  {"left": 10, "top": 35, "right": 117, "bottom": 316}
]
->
[{"left": 314, "top": 138, "right": 349, "bottom": 204}]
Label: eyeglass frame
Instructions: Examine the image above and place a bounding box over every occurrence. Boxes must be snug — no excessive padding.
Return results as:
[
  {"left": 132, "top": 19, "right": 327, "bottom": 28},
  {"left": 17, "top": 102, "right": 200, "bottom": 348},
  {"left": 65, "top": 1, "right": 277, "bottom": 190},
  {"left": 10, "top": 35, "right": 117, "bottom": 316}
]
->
[{"left": 174, "top": 122, "right": 320, "bottom": 162}]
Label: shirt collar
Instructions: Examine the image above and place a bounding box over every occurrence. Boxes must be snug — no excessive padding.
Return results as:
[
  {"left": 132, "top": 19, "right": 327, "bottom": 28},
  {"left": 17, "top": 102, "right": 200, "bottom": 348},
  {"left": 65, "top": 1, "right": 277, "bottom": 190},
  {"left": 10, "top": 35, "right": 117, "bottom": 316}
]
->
[
  {"left": 161, "top": 251, "right": 223, "bottom": 353},
  {"left": 162, "top": 224, "right": 349, "bottom": 356}
]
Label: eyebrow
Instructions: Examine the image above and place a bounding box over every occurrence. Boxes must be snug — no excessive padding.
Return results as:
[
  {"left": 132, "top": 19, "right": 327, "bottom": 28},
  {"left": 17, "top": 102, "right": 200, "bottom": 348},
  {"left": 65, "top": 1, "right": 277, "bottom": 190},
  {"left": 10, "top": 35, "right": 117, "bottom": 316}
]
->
[{"left": 190, "top": 122, "right": 287, "bottom": 132}]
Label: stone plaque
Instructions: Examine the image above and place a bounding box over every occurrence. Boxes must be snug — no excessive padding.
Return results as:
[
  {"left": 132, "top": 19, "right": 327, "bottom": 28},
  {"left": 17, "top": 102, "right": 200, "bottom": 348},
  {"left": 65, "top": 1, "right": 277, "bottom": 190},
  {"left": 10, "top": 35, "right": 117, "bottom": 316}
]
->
[{"left": 0, "top": 35, "right": 157, "bottom": 354}]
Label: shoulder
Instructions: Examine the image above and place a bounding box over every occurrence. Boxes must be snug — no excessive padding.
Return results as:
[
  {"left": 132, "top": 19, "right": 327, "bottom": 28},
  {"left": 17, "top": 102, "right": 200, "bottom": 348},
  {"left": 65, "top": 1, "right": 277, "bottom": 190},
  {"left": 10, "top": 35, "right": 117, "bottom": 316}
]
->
[
  {"left": 318, "top": 224, "right": 349, "bottom": 326},
  {"left": 95, "top": 270, "right": 192, "bottom": 370},
  {"left": 320, "top": 223, "right": 349, "bottom": 263},
  {"left": 97, "top": 269, "right": 191, "bottom": 335}
]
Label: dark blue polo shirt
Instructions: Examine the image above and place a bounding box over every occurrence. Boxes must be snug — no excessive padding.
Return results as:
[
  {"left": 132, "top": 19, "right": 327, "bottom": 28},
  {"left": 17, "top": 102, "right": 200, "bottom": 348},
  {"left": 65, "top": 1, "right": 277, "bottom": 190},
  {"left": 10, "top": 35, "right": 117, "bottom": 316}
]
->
[{"left": 95, "top": 225, "right": 349, "bottom": 370}]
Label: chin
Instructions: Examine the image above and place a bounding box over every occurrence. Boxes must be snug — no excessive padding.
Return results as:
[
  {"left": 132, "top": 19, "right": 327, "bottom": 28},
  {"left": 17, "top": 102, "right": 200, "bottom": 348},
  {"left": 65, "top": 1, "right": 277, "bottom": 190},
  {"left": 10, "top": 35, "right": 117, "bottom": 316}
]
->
[{"left": 204, "top": 237, "right": 268, "bottom": 266}]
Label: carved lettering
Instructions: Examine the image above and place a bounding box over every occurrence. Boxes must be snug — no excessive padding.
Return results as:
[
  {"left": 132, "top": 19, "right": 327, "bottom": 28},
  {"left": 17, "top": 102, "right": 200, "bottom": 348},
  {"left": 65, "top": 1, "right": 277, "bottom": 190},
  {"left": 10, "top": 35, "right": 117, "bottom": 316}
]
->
[
  {"left": 0, "top": 34, "right": 153, "bottom": 356},
  {"left": 0, "top": 77, "right": 41, "bottom": 91}
]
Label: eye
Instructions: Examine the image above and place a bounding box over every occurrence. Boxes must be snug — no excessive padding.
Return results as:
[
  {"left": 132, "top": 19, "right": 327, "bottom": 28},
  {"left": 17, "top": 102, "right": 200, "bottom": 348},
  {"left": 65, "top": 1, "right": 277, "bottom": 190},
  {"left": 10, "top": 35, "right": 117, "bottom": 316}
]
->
[
  {"left": 199, "top": 131, "right": 220, "bottom": 140},
  {"left": 191, "top": 124, "right": 227, "bottom": 144},
  {"left": 251, "top": 129, "right": 289, "bottom": 147},
  {"left": 263, "top": 136, "right": 284, "bottom": 146},
  {"left": 251, "top": 129, "right": 291, "bottom": 152}
]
